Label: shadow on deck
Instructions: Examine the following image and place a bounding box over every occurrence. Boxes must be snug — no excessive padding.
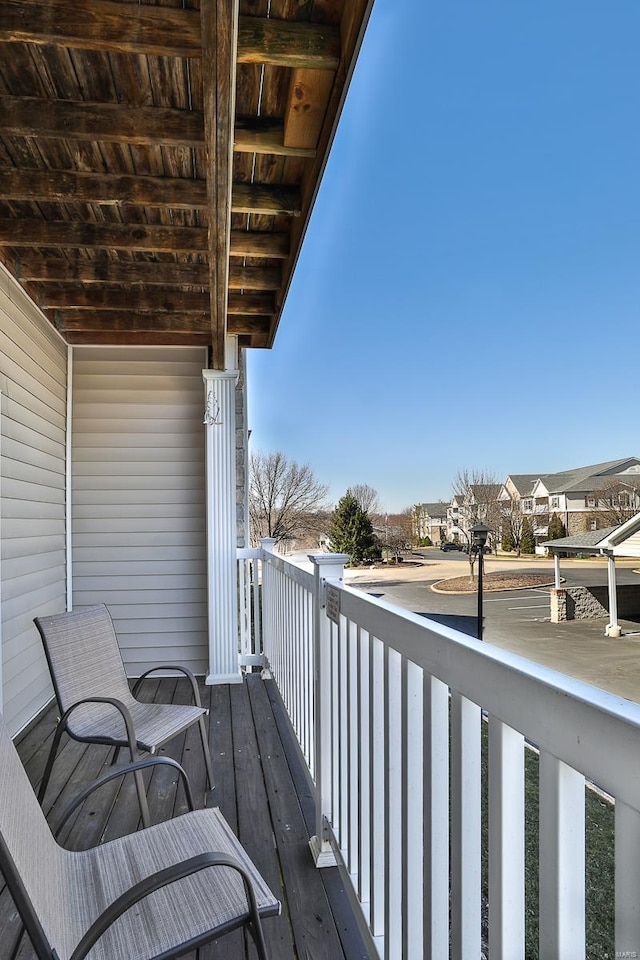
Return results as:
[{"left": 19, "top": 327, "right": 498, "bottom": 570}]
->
[{"left": 1, "top": 675, "right": 372, "bottom": 960}]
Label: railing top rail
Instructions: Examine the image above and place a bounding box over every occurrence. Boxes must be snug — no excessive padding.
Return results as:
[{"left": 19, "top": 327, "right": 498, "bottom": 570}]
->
[
  {"left": 259, "top": 549, "right": 315, "bottom": 591},
  {"left": 330, "top": 578, "right": 640, "bottom": 811},
  {"left": 237, "top": 547, "right": 261, "bottom": 560}
]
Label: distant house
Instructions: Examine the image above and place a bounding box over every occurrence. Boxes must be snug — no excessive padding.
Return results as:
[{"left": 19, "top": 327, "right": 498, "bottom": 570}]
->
[
  {"left": 413, "top": 502, "right": 448, "bottom": 543},
  {"left": 498, "top": 458, "right": 640, "bottom": 547}
]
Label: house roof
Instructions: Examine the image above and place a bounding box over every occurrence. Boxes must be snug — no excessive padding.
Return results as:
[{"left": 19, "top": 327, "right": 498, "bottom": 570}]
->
[
  {"left": 545, "top": 527, "right": 619, "bottom": 553},
  {"left": 423, "top": 503, "right": 447, "bottom": 518},
  {"left": 536, "top": 458, "right": 640, "bottom": 496},
  {"left": 0, "top": 0, "right": 373, "bottom": 368},
  {"left": 505, "top": 475, "right": 539, "bottom": 497}
]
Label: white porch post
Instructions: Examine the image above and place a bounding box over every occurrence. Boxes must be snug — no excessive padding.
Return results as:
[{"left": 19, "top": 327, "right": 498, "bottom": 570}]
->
[
  {"left": 605, "top": 553, "right": 621, "bottom": 638},
  {"left": 203, "top": 365, "right": 243, "bottom": 684},
  {"left": 309, "top": 552, "right": 349, "bottom": 868},
  {"left": 553, "top": 552, "right": 561, "bottom": 589}
]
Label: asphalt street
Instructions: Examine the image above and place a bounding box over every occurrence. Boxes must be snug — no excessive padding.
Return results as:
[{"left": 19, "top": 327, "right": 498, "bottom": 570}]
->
[{"left": 344, "top": 549, "right": 640, "bottom": 702}]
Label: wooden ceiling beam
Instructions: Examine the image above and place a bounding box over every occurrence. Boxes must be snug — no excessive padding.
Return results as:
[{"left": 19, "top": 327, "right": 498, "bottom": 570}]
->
[
  {"left": 1, "top": 167, "right": 301, "bottom": 216},
  {"left": 234, "top": 116, "right": 316, "bottom": 157},
  {"left": 17, "top": 256, "right": 281, "bottom": 290},
  {"left": 227, "top": 315, "right": 271, "bottom": 335},
  {"left": 64, "top": 331, "right": 212, "bottom": 346},
  {"left": 236, "top": 17, "right": 340, "bottom": 70},
  {"left": 200, "top": 0, "right": 237, "bottom": 367},
  {"left": 41, "top": 288, "right": 274, "bottom": 314},
  {"left": 41, "top": 290, "right": 212, "bottom": 312},
  {"left": 0, "top": 96, "right": 204, "bottom": 147},
  {"left": 2, "top": 167, "right": 208, "bottom": 208},
  {"left": 0, "top": 98, "right": 315, "bottom": 157},
  {"left": 0, "top": 1, "right": 340, "bottom": 70},
  {"left": 56, "top": 311, "right": 270, "bottom": 337},
  {"left": 0, "top": 219, "right": 289, "bottom": 257},
  {"left": 57, "top": 313, "right": 212, "bottom": 333}
]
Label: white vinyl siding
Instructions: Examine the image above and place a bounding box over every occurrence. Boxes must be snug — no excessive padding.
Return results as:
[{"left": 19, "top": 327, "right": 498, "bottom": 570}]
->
[
  {"left": 0, "top": 267, "right": 67, "bottom": 735},
  {"left": 71, "top": 347, "right": 208, "bottom": 676}
]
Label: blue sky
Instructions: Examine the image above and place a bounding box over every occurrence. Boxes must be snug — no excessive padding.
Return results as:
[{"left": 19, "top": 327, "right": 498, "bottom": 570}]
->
[{"left": 247, "top": 0, "right": 640, "bottom": 513}]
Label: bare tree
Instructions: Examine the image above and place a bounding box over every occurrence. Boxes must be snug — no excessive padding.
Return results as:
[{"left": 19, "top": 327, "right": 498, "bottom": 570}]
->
[
  {"left": 249, "top": 451, "right": 329, "bottom": 548},
  {"left": 451, "top": 468, "right": 501, "bottom": 575},
  {"left": 383, "top": 507, "right": 414, "bottom": 560},
  {"left": 347, "top": 483, "right": 381, "bottom": 521},
  {"left": 586, "top": 479, "right": 640, "bottom": 529},
  {"left": 500, "top": 498, "right": 525, "bottom": 555}
]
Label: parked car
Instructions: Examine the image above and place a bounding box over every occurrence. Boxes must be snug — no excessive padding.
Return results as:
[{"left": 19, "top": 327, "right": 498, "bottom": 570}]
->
[{"left": 441, "top": 542, "right": 464, "bottom": 552}]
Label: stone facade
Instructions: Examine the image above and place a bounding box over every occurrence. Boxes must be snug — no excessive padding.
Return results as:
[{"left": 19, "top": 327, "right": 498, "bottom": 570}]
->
[{"left": 551, "top": 584, "right": 640, "bottom": 622}]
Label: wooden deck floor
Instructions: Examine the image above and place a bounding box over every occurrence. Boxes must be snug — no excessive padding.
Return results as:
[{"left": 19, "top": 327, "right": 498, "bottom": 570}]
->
[{"left": 1, "top": 674, "right": 373, "bottom": 960}]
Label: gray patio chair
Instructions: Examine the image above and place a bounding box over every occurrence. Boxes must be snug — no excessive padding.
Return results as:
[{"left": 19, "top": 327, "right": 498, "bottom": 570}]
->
[
  {"left": 34, "top": 604, "right": 214, "bottom": 827},
  {"left": 0, "top": 711, "right": 279, "bottom": 960}
]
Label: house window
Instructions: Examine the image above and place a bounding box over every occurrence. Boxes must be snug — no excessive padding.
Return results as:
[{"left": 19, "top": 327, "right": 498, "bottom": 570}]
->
[
  {"left": 522, "top": 499, "right": 532, "bottom": 512},
  {"left": 590, "top": 519, "right": 597, "bottom": 531},
  {"left": 586, "top": 496, "right": 596, "bottom": 508},
  {"left": 550, "top": 496, "right": 559, "bottom": 509}
]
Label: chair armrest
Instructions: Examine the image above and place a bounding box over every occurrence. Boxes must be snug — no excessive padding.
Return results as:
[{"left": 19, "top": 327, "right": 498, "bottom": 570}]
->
[
  {"left": 69, "top": 852, "right": 264, "bottom": 960},
  {"left": 60, "top": 696, "right": 138, "bottom": 749},
  {"left": 131, "top": 665, "right": 204, "bottom": 709},
  {"left": 54, "top": 756, "right": 195, "bottom": 838}
]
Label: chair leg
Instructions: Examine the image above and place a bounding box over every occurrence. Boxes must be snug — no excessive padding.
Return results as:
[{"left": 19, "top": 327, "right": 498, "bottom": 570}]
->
[
  {"left": 111, "top": 745, "right": 121, "bottom": 766},
  {"left": 198, "top": 714, "right": 214, "bottom": 791},
  {"left": 37, "top": 720, "right": 66, "bottom": 805},
  {"left": 248, "top": 916, "right": 270, "bottom": 960}
]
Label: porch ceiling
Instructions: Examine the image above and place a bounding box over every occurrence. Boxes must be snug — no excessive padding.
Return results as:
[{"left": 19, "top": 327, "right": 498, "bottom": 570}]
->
[{"left": 0, "top": 0, "right": 372, "bottom": 367}]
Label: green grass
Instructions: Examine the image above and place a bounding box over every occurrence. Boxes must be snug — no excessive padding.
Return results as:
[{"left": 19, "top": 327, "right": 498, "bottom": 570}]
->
[{"left": 480, "top": 724, "right": 615, "bottom": 959}]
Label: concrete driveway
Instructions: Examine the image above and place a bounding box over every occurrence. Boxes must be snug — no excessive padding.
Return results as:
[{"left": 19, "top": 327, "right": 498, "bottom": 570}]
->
[{"left": 344, "top": 552, "right": 640, "bottom": 703}]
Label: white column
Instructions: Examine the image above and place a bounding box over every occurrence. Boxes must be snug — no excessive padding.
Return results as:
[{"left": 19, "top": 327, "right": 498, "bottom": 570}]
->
[
  {"left": 203, "top": 365, "right": 243, "bottom": 684},
  {"left": 606, "top": 553, "right": 621, "bottom": 637},
  {"left": 554, "top": 552, "right": 561, "bottom": 589}
]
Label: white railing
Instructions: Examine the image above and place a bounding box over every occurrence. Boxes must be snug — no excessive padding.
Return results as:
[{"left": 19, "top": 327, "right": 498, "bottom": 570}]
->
[{"left": 239, "top": 544, "right": 640, "bottom": 960}]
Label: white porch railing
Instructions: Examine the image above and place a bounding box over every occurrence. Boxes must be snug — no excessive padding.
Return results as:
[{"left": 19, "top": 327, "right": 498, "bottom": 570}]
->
[{"left": 238, "top": 542, "right": 640, "bottom": 960}]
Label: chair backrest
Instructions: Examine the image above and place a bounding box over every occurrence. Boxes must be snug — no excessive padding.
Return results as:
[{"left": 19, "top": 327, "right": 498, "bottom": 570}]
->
[
  {"left": 0, "top": 713, "right": 67, "bottom": 959},
  {"left": 34, "top": 605, "right": 133, "bottom": 713}
]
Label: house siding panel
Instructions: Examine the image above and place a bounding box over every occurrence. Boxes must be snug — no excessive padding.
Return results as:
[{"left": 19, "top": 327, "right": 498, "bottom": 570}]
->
[
  {"left": 0, "top": 267, "right": 67, "bottom": 735},
  {"left": 71, "top": 347, "right": 209, "bottom": 676}
]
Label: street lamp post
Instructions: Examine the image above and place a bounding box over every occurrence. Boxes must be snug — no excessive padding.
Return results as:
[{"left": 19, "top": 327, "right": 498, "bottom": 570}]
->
[{"left": 471, "top": 523, "right": 491, "bottom": 641}]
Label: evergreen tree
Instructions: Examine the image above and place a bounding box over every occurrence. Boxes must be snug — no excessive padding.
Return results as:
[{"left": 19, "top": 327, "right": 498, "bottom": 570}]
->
[
  {"left": 328, "top": 493, "right": 379, "bottom": 565},
  {"left": 521, "top": 516, "right": 535, "bottom": 554},
  {"left": 547, "top": 512, "right": 566, "bottom": 541},
  {"left": 501, "top": 528, "right": 515, "bottom": 552}
]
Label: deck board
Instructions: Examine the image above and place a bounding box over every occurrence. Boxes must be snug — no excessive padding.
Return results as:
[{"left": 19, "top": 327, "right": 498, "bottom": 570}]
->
[{"left": 1, "top": 676, "right": 375, "bottom": 960}]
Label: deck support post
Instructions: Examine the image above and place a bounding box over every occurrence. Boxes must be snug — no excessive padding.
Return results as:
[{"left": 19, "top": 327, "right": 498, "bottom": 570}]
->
[
  {"left": 309, "top": 553, "right": 348, "bottom": 867},
  {"left": 203, "top": 357, "right": 243, "bottom": 685}
]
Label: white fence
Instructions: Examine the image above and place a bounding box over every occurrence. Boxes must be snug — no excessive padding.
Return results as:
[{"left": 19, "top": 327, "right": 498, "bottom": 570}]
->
[{"left": 239, "top": 543, "right": 640, "bottom": 960}]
